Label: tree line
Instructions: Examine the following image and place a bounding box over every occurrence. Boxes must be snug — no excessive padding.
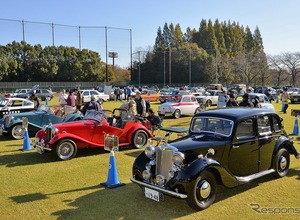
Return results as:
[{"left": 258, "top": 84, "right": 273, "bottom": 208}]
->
[
  {"left": 0, "top": 41, "right": 130, "bottom": 83},
  {"left": 0, "top": 19, "right": 299, "bottom": 87},
  {"left": 132, "top": 19, "right": 299, "bottom": 87}
]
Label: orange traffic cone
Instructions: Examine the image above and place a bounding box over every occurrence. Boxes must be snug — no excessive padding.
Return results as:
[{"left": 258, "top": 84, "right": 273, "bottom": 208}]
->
[{"left": 100, "top": 151, "right": 125, "bottom": 189}]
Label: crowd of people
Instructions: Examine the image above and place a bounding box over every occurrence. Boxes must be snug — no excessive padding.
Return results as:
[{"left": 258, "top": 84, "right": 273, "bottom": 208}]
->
[
  {"left": 56, "top": 87, "right": 161, "bottom": 129},
  {"left": 221, "top": 87, "right": 290, "bottom": 113}
]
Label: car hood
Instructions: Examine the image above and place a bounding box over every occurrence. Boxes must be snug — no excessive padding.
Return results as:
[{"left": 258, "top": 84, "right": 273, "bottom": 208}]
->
[{"left": 169, "top": 135, "right": 228, "bottom": 152}]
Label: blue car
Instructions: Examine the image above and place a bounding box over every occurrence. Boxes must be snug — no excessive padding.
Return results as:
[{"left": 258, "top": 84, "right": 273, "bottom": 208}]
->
[{"left": 0, "top": 105, "right": 83, "bottom": 140}]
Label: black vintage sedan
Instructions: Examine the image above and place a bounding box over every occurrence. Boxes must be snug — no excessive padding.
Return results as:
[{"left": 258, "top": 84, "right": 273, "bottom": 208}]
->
[{"left": 131, "top": 108, "right": 299, "bottom": 211}]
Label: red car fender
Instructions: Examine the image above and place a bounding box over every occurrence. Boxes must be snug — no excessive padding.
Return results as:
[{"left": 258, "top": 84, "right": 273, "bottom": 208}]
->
[{"left": 123, "top": 121, "right": 153, "bottom": 139}]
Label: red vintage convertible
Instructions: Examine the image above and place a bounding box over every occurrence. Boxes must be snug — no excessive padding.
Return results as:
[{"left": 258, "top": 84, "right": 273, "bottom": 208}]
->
[{"left": 32, "top": 109, "right": 153, "bottom": 160}]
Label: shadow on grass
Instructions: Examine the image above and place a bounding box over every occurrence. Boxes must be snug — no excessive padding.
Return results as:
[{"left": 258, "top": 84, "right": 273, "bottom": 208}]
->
[
  {"left": 9, "top": 169, "right": 300, "bottom": 219},
  {"left": 0, "top": 148, "right": 110, "bottom": 167}
]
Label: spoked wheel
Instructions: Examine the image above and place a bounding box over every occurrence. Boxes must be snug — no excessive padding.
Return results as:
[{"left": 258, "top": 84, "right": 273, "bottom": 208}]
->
[
  {"left": 272, "top": 148, "right": 290, "bottom": 178},
  {"left": 55, "top": 139, "right": 77, "bottom": 160},
  {"left": 186, "top": 171, "right": 217, "bottom": 211},
  {"left": 132, "top": 130, "right": 148, "bottom": 149},
  {"left": 10, "top": 124, "right": 24, "bottom": 140}
]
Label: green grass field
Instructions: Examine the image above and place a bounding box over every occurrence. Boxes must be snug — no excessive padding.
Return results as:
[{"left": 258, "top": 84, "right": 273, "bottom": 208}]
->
[{"left": 0, "top": 98, "right": 299, "bottom": 220}]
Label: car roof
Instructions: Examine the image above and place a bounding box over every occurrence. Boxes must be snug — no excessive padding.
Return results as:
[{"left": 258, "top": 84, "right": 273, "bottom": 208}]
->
[{"left": 194, "top": 108, "right": 276, "bottom": 121}]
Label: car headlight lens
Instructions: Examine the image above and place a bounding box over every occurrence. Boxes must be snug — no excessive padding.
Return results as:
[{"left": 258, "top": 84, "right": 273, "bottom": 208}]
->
[
  {"left": 172, "top": 152, "right": 185, "bottom": 166},
  {"left": 155, "top": 174, "right": 166, "bottom": 186},
  {"left": 142, "top": 170, "right": 151, "bottom": 181},
  {"left": 145, "top": 145, "right": 155, "bottom": 159}
]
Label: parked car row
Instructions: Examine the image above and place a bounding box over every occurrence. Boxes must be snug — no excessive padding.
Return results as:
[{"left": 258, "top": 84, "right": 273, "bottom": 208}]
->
[{"left": 1, "top": 94, "right": 299, "bottom": 211}]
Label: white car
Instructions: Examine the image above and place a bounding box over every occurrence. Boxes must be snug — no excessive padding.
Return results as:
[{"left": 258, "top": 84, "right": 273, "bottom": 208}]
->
[
  {"left": 236, "top": 93, "right": 275, "bottom": 111},
  {"left": 80, "top": 90, "right": 109, "bottom": 103},
  {"left": 0, "top": 97, "right": 35, "bottom": 118},
  {"left": 158, "top": 95, "right": 199, "bottom": 119},
  {"left": 195, "top": 90, "right": 222, "bottom": 106},
  {"left": 12, "top": 88, "right": 31, "bottom": 97}
]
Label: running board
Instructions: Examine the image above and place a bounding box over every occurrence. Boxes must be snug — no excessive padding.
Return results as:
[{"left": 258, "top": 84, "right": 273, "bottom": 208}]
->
[{"left": 236, "top": 169, "right": 275, "bottom": 183}]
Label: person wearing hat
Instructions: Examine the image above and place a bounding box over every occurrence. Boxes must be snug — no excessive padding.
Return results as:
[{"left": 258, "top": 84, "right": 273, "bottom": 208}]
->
[
  {"left": 239, "top": 93, "right": 254, "bottom": 107},
  {"left": 66, "top": 89, "right": 76, "bottom": 108},
  {"left": 226, "top": 94, "right": 238, "bottom": 107},
  {"left": 81, "top": 95, "right": 100, "bottom": 115}
]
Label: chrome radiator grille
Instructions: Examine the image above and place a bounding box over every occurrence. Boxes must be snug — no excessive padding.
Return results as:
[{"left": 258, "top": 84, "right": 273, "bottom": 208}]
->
[
  {"left": 155, "top": 146, "right": 174, "bottom": 182},
  {"left": 45, "top": 127, "right": 53, "bottom": 143}
]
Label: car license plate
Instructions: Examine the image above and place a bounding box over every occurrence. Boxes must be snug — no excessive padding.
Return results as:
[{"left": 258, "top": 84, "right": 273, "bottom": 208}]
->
[{"left": 144, "top": 187, "right": 160, "bottom": 202}]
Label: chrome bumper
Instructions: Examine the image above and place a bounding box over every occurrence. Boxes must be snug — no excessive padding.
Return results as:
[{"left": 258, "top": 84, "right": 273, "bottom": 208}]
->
[
  {"left": 32, "top": 139, "right": 52, "bottom": 154},
  {"left": 130, "top": 177, "right": 187, "bottom": 199}
]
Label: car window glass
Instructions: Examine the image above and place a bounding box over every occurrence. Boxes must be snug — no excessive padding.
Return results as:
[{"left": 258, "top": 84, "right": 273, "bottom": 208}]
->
[
  {"left": 191, "top": 96, "right": 196, "bottom": 102},
  {"left": 272, "top": 115, "right": 281, "bottom": 132},
  {"left": 11, "top": 100, "right": 23, "bottom": 107},
  {"left": 191, "top": 117, "right": 233, "bottom": 137},
  {"left": 91, "top": 91, "right": 98, "bottom": 95},
  {"left": 23, "top": 100, "right": 32, "bottom": 106},
  {"left": 257, "top": 115, "right": 271, "bottom": 134},
  {"left": 236, "top": 119, "right": 254, "bottom": 137},
  {"left": 182, "top": 96, "right": 190, "bottom": 102},
  {"left": 83, "top": 91, "right": 88, "bottom": 96}
]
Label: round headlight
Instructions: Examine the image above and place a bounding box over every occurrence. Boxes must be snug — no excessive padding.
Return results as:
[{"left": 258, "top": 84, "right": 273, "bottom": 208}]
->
[
  {"left": 172, "top": 152, "right": 185, "bottom": 166},
  {"left": 142, "top": 170, "right": 151, "bottom": 181},
  {"left": 169, "top": 169, "right": 175, "bottom": 178},
  {"left": 145, "top": 146, "right": 155, "bottom": 159},
  {"left": 145, "top": 163, "right": 151, "bottom": 171},
  {"left": 155, "top": 174, "right": 166, "bottom": 186}
]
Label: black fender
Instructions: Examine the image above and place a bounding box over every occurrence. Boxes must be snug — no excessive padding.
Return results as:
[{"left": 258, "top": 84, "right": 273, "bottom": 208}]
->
[
  {"left": 132, "top": 152, "right": 148, "bottom": 178},
  {"left": 175, "top": 158, "right": 239, "bottom": 188},
  {"left": 274, "top": 136, "right": 299, "bottom": 158}
]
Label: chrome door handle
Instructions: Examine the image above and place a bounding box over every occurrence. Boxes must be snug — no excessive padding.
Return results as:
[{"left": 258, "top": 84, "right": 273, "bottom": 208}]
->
[{"left": 232, "top": 145, "right": 239, "bottom": 149}]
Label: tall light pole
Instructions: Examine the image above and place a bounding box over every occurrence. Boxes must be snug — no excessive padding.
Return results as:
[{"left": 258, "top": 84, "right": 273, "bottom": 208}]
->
[
  {"left": 189, "top": 49, "right": 192, "bottom": 87},
  {"left": 169, "top": 45, "right": 172, "bottom": 85},
  {"left": 215, "top": 50, "right": 218, "bottom": 84},
  {"left": 163, "top": 50, "right": 166, "bottom": 87}
]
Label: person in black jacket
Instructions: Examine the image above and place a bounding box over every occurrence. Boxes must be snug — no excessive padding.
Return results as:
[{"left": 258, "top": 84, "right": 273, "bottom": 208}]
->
[
  {"left": 239, "top": 93, "right": 254, "bottom": 107},
  {"left": 135, "top": 90, "right": 146, "bottom": 116},
  {"left": 226, "top": 94, "right": 238, "bottom": 107},
  {"left": 81, "top": 95, "right": 100, "bottom": 115}
]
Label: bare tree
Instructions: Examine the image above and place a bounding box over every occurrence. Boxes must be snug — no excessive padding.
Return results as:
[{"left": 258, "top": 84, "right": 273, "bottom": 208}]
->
[
  {"left": 279, "top": 52, "right": 300, "bottom": 87},
  {"left": 267, "top": 54, "right": 289, "bottom": 86}
]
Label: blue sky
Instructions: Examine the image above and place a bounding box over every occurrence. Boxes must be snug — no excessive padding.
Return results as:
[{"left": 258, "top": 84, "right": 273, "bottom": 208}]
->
[{"left": 1, "top": 0, "right": 299, "bottom": 67}]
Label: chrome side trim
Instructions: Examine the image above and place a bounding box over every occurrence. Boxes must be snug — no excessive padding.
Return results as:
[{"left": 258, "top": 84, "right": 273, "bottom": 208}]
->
[{"left": 235, "top": 169, "right": 275, "bottom": 183}]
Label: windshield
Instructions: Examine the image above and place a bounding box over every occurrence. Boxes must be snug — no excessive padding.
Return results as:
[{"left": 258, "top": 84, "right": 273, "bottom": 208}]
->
[
  {"left": 83, "top": 110, "right": 105, "bottom": 123},
  {"left": 36, "top": 105, "right": 51, "bottom": 112},
  {"left": 0, "top": 98, "right": 9, "bottom": 107},
  {"left": 191, "top": 117, "right": 233, "bottom": 137}
]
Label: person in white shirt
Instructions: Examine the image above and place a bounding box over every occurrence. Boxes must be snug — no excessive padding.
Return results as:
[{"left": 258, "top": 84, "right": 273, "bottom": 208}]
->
[{"left": 59, "top": 89, "right": 67, "bottom": 108}]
